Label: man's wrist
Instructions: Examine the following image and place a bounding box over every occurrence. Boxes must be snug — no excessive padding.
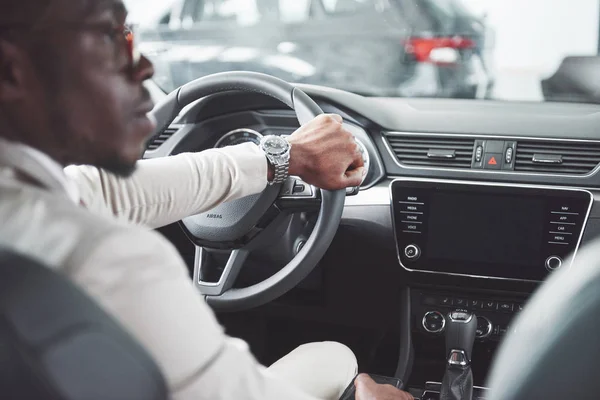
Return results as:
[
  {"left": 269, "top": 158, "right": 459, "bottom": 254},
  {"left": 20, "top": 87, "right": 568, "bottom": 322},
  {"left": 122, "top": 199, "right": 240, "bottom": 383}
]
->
[
  {"left": 267, "top": 161, "right": 275, "bottom": 182},
  {"left": 286, "top": 139, "right": 302, "bottom": 176}
]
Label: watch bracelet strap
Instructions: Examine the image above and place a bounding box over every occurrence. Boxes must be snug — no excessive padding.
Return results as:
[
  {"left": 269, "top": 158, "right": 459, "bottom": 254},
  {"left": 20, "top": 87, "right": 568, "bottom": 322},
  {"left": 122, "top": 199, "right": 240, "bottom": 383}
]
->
[{"left": 269, "top": 162, "right": 289, "bottom": 185}]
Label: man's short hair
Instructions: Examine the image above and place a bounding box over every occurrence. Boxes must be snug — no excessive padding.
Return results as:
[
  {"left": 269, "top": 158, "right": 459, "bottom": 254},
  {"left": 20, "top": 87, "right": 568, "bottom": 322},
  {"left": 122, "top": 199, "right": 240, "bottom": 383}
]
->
[{"left": 0, "top": 0, "right": 52, "bottom": 27}]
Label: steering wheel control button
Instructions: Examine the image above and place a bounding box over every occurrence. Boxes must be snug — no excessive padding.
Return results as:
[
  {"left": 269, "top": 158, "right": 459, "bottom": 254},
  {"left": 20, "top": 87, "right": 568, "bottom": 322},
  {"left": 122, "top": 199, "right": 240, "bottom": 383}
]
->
[
  {"left": 293, "top": 183, "right": 306, "bottom": 193},
  {"left": 476, "top": 316, "right": 493, "bottom": 339},
  {"left": 422, "top": 311, "right": 446, "bottom": 334},
  {"left": 545, "top": 255, "right": 563, "bottom": 271},
  {"left": 404, "top": 244, "right": 421, "bottom": 260},
  {"left": 484, "top": 153, "right": 502, "bottom": 169},
  {"left": 292, "top": 180, "right": 314, "bottom": 197},
  {"left": 346, "top": 186, "right": 359, "bottom": 196},
  {"left": 279, "top": 179, "right": 314, "bottom": 198}
]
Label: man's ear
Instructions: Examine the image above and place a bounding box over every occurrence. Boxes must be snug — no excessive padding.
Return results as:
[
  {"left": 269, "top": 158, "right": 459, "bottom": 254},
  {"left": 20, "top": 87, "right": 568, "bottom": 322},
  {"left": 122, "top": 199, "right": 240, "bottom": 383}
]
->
[{"left": 0, "top": 38, "right": 29, "bottom": 101}]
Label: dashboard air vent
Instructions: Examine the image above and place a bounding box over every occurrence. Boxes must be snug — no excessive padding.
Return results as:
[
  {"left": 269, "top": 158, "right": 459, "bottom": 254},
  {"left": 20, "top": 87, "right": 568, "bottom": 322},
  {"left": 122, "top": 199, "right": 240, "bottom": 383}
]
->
[
  {"left": 515, "top": 140, "right": 600, "bottom": 174},
  {"left": 385, "top": 134, "right": 475, "bottom": 169},
  {"left": 146, "top": 127, "right": 178, "bottom": 151}
]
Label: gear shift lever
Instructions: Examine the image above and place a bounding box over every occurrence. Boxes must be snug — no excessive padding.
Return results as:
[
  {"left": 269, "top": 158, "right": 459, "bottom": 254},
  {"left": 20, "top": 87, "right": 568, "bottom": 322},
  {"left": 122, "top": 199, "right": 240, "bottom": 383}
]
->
[{"left": 440, "top": 310, "right": 477, "bottom": 400}]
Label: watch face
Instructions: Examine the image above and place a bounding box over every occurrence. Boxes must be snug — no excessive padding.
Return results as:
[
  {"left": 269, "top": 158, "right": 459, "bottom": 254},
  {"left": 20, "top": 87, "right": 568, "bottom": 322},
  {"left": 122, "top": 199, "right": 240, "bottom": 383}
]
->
[{"left": 263, "top": 136, "right": 289, "bottom": 155}]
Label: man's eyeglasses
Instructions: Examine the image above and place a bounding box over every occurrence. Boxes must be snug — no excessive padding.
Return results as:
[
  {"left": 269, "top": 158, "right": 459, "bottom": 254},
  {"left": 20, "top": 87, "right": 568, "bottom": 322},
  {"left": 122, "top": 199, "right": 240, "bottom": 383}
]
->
[
  {"left": 116, "top": 23, "right": 141, "bottom": 70},
  {"left": 0, "top": 22, "right": 140, "bottom": 71}
]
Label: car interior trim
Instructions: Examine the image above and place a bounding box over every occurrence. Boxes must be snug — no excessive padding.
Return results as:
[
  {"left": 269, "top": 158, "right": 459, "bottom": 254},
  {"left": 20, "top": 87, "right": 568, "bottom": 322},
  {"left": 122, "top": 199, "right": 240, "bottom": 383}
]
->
[
  {"left": 144, "top": 123, "right": 188, "bottom": 159},
  {"left": 395, "top": 287, "right": 414, "bottom": 384}
]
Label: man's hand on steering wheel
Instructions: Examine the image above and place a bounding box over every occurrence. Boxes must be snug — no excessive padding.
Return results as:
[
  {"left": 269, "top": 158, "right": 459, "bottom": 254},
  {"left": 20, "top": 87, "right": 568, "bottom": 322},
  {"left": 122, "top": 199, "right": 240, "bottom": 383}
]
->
[{"left": 285, "top": 114, "right": 366, "bottom": 190}]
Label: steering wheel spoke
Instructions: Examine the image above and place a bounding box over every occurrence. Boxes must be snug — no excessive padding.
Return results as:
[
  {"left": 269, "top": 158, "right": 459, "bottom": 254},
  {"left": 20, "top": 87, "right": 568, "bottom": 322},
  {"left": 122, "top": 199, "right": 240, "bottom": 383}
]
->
[{"left": 193, "top": 246, "right": 249, "bottom": 296}]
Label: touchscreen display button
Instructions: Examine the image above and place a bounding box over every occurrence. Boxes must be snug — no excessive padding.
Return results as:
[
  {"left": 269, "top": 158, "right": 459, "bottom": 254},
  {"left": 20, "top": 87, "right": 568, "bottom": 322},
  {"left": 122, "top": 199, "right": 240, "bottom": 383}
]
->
[
  {"left": 404, "top": 214, "right": 420, "bottom": 222},
  {"left": 552, "top": 214, "right": 577, "bottom": 224},
  {"left": 551, "top": 224, "right": 573, "bottom": 233},
  {"left": 548, "top": 234, "right": 569, "bottom": 245},
  {"left": 402, "top": 223, "right": 422, "bottom": 234},
  {"left": 399, "top": 202, "right": 424, "bottom": 214}
]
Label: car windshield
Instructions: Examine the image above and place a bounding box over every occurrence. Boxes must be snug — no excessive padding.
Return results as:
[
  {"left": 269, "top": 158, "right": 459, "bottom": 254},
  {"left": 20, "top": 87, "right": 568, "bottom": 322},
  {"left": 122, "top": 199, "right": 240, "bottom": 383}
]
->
[{"left": 126, "top": 0, "right": 600, "bottom": 104}]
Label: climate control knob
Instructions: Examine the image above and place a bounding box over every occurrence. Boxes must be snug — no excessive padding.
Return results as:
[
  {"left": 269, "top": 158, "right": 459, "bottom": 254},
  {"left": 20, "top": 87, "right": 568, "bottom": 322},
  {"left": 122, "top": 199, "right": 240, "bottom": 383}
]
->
[
  {"left": 476, "top": 316, "right": 493, "bottom": 339},
  {"left": 545, "top": 256, "right": 563, "bottom": 271},
  {"left": 422, "top": 311, "right": 445, "bottom": 334}
]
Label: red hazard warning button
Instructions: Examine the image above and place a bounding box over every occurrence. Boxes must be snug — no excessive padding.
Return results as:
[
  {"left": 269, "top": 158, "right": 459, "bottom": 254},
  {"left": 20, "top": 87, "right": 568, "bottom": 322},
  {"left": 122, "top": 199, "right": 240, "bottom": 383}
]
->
[{"left": 484, "top": 153, "right": 502, "bottom": 170}]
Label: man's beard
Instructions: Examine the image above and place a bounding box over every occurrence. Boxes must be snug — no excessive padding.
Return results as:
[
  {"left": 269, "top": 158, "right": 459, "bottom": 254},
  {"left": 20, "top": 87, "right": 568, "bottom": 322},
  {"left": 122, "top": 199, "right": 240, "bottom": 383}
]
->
[{"left": 97, "top": 154, "right": 139, "bottom": 177}]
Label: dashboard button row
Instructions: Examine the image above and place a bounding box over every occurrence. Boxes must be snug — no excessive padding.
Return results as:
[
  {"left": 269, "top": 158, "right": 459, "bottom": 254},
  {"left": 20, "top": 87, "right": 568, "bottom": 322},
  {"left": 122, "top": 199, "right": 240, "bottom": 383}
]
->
[{"left": 423, "top": 295, "right": 522, "bottom": 314}]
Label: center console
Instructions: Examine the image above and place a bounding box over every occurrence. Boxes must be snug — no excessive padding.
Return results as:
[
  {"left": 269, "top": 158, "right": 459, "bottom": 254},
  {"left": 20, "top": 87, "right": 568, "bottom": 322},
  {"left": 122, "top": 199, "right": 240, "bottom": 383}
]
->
[{"left": 390, "top": 178, "right": 594, "bottom": 395}]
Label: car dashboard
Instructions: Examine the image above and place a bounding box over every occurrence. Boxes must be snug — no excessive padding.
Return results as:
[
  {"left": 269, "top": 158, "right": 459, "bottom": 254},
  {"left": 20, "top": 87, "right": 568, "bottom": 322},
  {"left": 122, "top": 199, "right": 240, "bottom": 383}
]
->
[{"left": 144, "top": 84, "right": 600, "bottom": 391}]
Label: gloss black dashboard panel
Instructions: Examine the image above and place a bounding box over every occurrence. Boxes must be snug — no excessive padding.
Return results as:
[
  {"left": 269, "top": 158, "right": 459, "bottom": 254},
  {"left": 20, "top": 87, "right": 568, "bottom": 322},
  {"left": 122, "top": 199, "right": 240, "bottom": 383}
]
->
[{"left": 390, "top": 179, "right": 593, "bottom": 281}]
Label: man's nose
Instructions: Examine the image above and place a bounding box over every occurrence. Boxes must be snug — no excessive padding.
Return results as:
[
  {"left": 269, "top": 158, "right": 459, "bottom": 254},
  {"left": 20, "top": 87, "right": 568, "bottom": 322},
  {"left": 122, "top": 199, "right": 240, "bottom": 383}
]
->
[{"left": 132, "top": 54, "right": 154, "bottom": 83}]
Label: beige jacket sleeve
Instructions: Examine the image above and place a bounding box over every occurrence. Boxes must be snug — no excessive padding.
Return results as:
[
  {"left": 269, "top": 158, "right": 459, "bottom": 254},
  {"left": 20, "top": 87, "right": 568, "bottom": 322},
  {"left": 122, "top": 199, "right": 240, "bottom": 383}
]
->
[
  {"left": 64, "top": 143, "right": 268, "bottom": 228},
  {"left": 72, "top": 227, "right": 318, "bottom": 400}
]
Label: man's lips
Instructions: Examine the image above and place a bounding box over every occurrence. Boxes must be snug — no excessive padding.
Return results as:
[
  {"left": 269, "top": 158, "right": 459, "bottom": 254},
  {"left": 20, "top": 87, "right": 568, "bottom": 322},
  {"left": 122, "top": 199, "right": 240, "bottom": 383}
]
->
[
  {"left": 132, "top": 101, "right": 157, "bottom": 135},
  {"left": 135, "top": 100, "right": 154, "bottom": 116}
]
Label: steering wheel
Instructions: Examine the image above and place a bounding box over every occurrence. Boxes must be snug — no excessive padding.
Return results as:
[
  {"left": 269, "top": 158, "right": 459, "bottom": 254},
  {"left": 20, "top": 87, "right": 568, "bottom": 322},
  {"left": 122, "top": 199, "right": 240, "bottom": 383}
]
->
[
  {"left": 486, "top": 237, "right": 600, "bottom": 399},
  {"left": 148, "top": 72, "right": 345, "bottom": 312}
]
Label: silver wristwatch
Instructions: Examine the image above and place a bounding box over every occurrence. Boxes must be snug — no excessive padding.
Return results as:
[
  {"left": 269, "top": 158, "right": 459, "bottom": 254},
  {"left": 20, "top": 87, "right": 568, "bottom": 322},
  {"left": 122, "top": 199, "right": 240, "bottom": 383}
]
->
[{"left": 259, "top": 135, "right": 291, "bottom": 185}]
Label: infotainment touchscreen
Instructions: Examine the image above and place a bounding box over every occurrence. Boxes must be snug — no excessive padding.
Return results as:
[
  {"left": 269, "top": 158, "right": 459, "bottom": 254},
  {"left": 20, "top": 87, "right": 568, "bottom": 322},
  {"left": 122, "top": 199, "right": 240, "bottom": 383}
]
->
[{"left": 391, "top": 179, "right": 593, "bottom": 281}]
